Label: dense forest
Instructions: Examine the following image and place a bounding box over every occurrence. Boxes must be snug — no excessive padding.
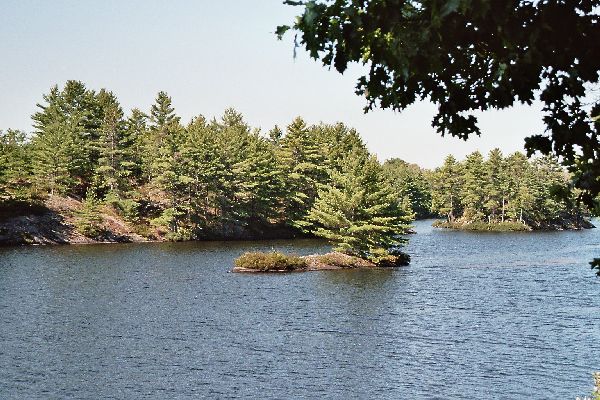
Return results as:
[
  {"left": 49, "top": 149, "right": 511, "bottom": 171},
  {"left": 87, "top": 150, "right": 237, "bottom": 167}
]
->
[
  {"left": 0, "top": 81, "right": 412, "bottom": 263},
  {"left": 383, "top": 151, "right": 592, "bottom": 230},
  {"left": 0, "top": 81, "right": 592, "bottom": 257}
]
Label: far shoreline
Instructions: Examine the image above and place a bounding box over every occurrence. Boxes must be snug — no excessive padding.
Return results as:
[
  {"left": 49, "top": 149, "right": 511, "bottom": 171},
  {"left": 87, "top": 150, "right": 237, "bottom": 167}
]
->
[
  {"left": 1, "top": 199, "right": 595, "bottom": 248},
  {"left": 432, "top": 218, "right": 595, "bottom": 232}
]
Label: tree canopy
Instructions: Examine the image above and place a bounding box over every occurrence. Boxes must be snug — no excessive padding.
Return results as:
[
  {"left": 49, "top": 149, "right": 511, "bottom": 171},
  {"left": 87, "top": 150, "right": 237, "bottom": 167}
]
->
[
  {"left": 0, "top": 81, "right": 413, "bottom": 260},
  {"left": 277, "top": 0, "right": 600, "bottom": 207},
  {"left": 429, "top": 149, "right": 590, "bottom": 230}
]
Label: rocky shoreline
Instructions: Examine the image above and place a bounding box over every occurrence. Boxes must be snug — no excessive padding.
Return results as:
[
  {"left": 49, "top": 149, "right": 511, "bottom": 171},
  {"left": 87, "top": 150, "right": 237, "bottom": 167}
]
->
[{"left": 0, "top": 197, "right": 301, "bottom": 247}]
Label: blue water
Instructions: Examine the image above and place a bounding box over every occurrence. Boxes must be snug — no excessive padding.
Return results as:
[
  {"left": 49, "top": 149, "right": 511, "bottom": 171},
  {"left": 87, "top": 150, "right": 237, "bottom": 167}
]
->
[{"left": 1, "top": 219, "right": 599, "bottom": 399}]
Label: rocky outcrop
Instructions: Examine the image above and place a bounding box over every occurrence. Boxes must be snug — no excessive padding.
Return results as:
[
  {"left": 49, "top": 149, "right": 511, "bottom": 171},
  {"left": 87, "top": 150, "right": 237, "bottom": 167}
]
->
[
  {"left": 0, "top": 197, "right": 147, "bottom": 246},
  {"left": 0, "top": 197, "right": 303, "bottom": 246}
]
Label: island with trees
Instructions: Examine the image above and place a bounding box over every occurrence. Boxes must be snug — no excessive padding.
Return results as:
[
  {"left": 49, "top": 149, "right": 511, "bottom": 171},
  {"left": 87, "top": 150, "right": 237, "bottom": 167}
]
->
[
  {"left": 0, "top": 81, "right": 412, "bottom": 269},
  {"left": 0, "top": 81, "right": 593, "bottom": 271},
  {"left": 428, "top": 151, "right": 593, "bottom": 231}
]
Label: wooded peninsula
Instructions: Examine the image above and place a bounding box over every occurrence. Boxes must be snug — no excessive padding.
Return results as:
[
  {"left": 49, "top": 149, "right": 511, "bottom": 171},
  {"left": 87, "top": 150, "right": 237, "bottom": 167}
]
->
[{"left": 0, "top": 81, "right": 593, "bottom": 264}]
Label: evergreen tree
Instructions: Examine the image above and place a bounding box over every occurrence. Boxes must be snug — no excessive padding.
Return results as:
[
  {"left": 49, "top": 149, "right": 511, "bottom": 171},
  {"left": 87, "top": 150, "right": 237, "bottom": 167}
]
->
[
  {"left": 305, "top": 151, "right": 412, "bottom": 263},
  {"left": 268, "top": 125, "right": 283, "bottom": 143},
  {"left": 313, "top": 122, "right": 368, "bottom": 169},
  {"left": 74, "top": 189, "right": 103, "bottom": 238},
  {"left": 429, "top": 151, "right": 588, "bottom": 229},
  {"left": 31, "top": 120, "right": 82, "bottom": 196},
  {"left": 146, "top": 91, "right": 186, "bottom": 236},
  {"left": 505, "top": 152, "right": 534, "bottom": 223},
  {"left": 235, "top": 134, "right": 282, "bottom": 224},
  {"left": 0, "top": 129, "right": 33, "bottom": 202},
  {"left": 431, "top": 155, "right": 463, "bottom": 221},
  {"left": 460, "top": 151, "right": 486, "bottom": 222},
  {"left": 7, "top": 81, "right": 589, "bottom": 243},
  {"left": 483, "top": 148, "right": 506, "bottom": 222},
  {"left": 179, "top": 116, "right": 226, "bottom": 233},
  {"left": 210, "top": 108, "right": 252, "bottom": 230},
  {"left": 383, "top": 158, "right": 432, "bottom": 219},
  {"left": 276, "top": 117, "right": 327, "bottom": 227},
  {"left": 93, "top": 93, "right": 126, "bottom": 196},
  {"left": 31, "top": 81, "right": 99, "bottom": 196},
  {"left": 121, "top": 108, "right": 148, "bottom": 188}
]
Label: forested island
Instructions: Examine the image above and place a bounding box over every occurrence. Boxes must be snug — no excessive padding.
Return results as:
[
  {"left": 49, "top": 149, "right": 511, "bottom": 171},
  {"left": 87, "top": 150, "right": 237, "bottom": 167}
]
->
[
  {"left": 0, "top": 81, "right": 593, "bottom": 269},
  {"left": 385, "top": 153, "right": 594, "bottom": 231},
  {"left": 0, "top": 81, "right": 412, "bottom": 266}
]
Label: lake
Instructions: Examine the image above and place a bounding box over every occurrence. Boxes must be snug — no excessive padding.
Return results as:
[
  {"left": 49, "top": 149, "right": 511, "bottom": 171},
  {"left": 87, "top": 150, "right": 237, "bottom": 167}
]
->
[{"left": 1, "top": 219, "right": 599, "bottom": 399}]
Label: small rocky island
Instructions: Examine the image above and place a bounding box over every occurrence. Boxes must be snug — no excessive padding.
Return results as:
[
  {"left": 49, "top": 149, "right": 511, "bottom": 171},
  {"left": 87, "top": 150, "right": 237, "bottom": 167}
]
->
[{"left": 232, "top": 251, "right": 410, "bottom": 273}]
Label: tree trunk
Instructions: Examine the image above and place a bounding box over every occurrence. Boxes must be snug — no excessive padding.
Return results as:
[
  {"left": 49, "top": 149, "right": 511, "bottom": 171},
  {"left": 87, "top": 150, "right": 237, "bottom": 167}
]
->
[{"left": 519, "top": 208, "right": 523, "bottom": 223}]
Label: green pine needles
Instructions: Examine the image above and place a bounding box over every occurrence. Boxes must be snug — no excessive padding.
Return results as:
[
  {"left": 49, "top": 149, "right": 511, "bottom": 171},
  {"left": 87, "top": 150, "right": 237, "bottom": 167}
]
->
[
  {"left": 304, "top": 150, "right": 412, "bottom": 265},
  {"left": 0, "top": 81, "right": 414, "bottom": 258},
  {"left": 1, "top": 80, "right": 590, "bottom": 261},
  {"left": 429, "top": 150, "right": 591, "bottom": 230}
]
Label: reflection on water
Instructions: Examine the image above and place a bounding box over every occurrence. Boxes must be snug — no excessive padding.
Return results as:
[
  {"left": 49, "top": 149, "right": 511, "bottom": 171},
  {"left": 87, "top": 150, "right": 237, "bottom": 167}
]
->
[{"left": 0, "top": 220, "right": 599, "bottom": 399}]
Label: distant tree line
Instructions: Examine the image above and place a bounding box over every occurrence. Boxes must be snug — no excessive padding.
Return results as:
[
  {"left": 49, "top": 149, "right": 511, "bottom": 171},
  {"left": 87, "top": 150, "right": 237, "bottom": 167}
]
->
[
  {"left": 432, "top": 150, "right": 591, "bottom": 228},
  {"left": 383, "top": 150, "right": 590, "bottom": 230},
  {"left": 0, "top": 81, "right": 411, "bottom": 263}
]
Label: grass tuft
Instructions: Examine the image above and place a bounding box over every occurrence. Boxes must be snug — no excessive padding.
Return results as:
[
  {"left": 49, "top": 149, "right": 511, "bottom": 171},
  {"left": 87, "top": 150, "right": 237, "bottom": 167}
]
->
[{"left": 234, "top": 251, "right": 307, "bottom": 272}]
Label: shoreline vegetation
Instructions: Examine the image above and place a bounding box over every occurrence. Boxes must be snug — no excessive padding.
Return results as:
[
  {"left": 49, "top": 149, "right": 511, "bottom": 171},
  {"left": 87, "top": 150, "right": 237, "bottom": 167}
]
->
[
  {"left": 427, "top": 151, "right": 595, "bottom": 232},
  {"left": 432, "top": 218, "right": 594, "bottom": 232},
  {"left": 232, "top": 251, "right": 410, "bottom": 273},
  {"left": 0, "top": 196, "right": 301, "bottom": 246},
  {"left": 0, "top": 81, "right": 594, "bottom": 263},
  {"left": 0, "top": 81, "right": 413, "bottom": 264}
]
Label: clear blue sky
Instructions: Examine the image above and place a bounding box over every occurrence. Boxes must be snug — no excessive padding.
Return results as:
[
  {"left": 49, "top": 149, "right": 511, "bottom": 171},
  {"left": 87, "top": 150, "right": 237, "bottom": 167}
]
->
[{"left": 0, "top": 0, "right": 545, "bottom": 169}]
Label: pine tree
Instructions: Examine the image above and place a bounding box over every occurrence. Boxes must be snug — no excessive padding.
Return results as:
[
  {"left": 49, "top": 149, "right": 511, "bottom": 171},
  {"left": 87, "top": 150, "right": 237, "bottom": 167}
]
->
[
  {"left": 31, "top": 121, "right": 81, "bottom": 196},
  {"left": 313, "top": 122, "right": 368, "bottom": 169},
  {"left": 305, "top": 151, "right": 412, "bottom": 264},
  {"left": 143, "top": 91, "right": 181, "bottom": 184},
  {"left": 94, "top": 94, "right": 125, "bottom": 196},
  {"left": 31, "top": 81, "right": 99, "bottom": 196},
  {"left": 461, "top": 151, "right": 486, "bottom": 222},
  {"left": 74, "top": 189, "right": 103, "bottom": 238},
  {"left": 505, "top": 152, "right": 534, "bottom": 223},
  {"left": 529, "top": 156, "right": 570, "bottom": 223},
  {"left": 146, "top": 91, "right": 186, "bottom": 236},
  {"left": 276, "top": 117, "right": 327, "bottom": 227},
  {"left": 268, "top": 125, "right": 283, "bottom": 143},
  {"left": 234, "top": 133, "right": 282, "bottom": 224},
  {"left": 179, "top": 115, "right": 228, "bottom": 234},
  {"left": 119, "top": 108, "right": 147, "bottom": 188},
  {"left": 483, "top": 148, "right": 506, "bottom": 223},
  {"left": 0, "top": 129, "right": 33, "bottom": 202},
  {"left": 431, "top": 155, "right": 463, "bottom": 221},
  {"left": 383, "top": 158, "right": 432, "bottom": 219}
]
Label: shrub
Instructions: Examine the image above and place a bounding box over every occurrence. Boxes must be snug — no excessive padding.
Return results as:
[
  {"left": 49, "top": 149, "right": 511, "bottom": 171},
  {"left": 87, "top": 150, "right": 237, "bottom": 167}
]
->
[
  {"left": 165, "top": 227, "right": 194, "bottom": 242},
  {"left": 316, "top": 252, "right": 367, "bottom": 268},
  {"left": 234, "top": 252, "right": 307, "bottom": 272},
  {"left": 131, "top": 222, "right": 155, "bottom": 239},
  {"left": 376, "top": 252, "right": 411, "bottom": 267},
  {"left": 433, "top": 220, "right": 529, "bottom": 231},
  {"left": 74, "top": 191, "right": 104, "bottom": 238},
  {"left": 113, "top": 198, "right": 139, "bottom": 222}
]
